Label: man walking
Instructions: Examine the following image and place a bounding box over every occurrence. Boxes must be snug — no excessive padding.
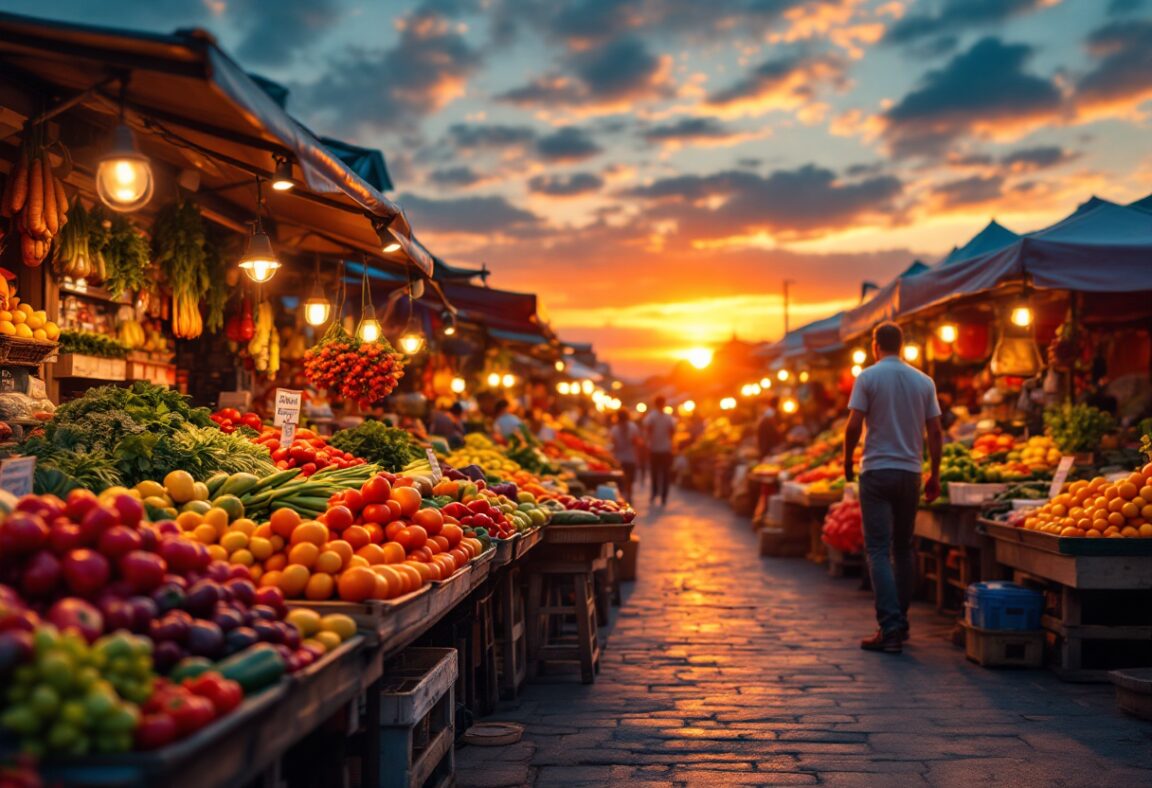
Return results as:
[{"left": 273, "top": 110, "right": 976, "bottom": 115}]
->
[
  {"left": 844, "top": 323, "right": 942, "bottom": 654},
  {"left": 645, "top": 396, "right": 676, "bottom": 507}
]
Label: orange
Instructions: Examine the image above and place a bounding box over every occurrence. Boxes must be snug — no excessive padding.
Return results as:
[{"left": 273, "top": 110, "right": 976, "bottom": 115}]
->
[
  {"left": 1109, "top": 498, "right": 1126, "bottom": 514},
  {"left": 1142, "top": 504, "right": 1152, "bottom": 521},
  {"left": 393, "top": 563, "right": 422, "bottom": 594},
  {"left": 1121, "top": 502, "right": 1140, "bottom": 520},
  {"left": 270, "top": 508, "right": 301, "bottom": 540},
  {"left": 1108, "top": 511, "right": 1126, "bottom": 527},
  {"left": 291, "top": 521, "right": 329, "bottom": 546},
  {"left": 289, "top": 542, "right": 320, "bottom": 568},
  {"left": 326, "top": 540, "right": 354, "bottom": 566},
  {"left": 337, "top": 566, "right": 378, "bottom": 602},
  {"left": 407, "top": 560, "right": 435, "bottom": 584},
  {"left": 412, "top": 508, "right": 444, "bottom": 534},
  {"left": 1140, "top": 523, "right": 1152, "bottom": 538},
  {"left": 347, "top": 555, "right": 370, "bottom": 568},
  {"left": 270, "top": 535, "right": 286, "bottom": 553},
  {"left": 305, "top": 572, "right": 335, "bottom": 600},
  {"left": 371, "top": 565, "right": 401, "bottom": 599},
  {"left": 343, "top": 525, "right": 370, "bottom": 551},
  {"left": 381, "top": 542, "right": 406, "bottom": 565},
  {"left": 390, "top": 487, "right": 422, "bottom": 518},
  {"left": 1118, "top": 482, "right": 1138, "bottom": 500},
  {"left": 440, "top": 523, "right": 463, "bottom": 547},
  {"left": 259, "top": 570, "right": 283, "bottom": 588},
  {"left": 231, "top": 549, "right": 255, "bottom": 567},
  {"left": 356, "top": 544, "right": 386, "bottom": 565},
  {"left": 1085, "top": 529, "right": 1102, "bottom": 538},
  {"left": 265, "top": 553, "right": 288, "bottom": 572},
  {"left": 1105, "top": 486, "right": 1119, "bottom": 501},
  {"left": 249, "top": 565, "right": 263, "bottom": 582},
  {"left": 315, "top": 550, "right": 343, "bottom": 574},
  {"left": 250, "top": 536, "right": 274, "bottom": 560},
  {"left": 278, "top": 564, "right": 310, "bottom": 597},
  {"left": 254, "top": 523, "right": 273, "bottom": 538},
  {"left": 1122, "top": 526, "right": 1139, "bottom": 538}
]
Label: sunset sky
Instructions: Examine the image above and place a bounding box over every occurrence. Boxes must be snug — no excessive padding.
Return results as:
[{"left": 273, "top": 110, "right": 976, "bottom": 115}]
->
[{"left": 7, "top": 0, "right": 1152, "bottom": 377}]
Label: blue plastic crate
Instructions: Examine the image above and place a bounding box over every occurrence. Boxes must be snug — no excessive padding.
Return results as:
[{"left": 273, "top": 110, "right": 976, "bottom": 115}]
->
[{"left": 964, "top": 581, "right": 1043, "bottom": 631}]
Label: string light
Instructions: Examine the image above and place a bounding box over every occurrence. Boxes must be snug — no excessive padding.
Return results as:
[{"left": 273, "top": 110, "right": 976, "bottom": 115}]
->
[
  {"left": 636, "top": 403, "right": 648, "bottom": 413},
  {"left": 487, "top": 372, "right": 501, "bottom": 388},
  {"left": 937, "top": 322, "right": 958, "bottom": 343},
  {"left": 398, "top": 330, "right": 425, "bottom": 354},
  {"left": 581, "top": 380, "right": 594, "bottom": 395},
  {"left": 903, "top": 343, "right": 921, "bottom": 363},
  {"left": 303, "top": 256, "right": 331, "bottom": 327},
  {"left": 851, "top": 348, "right": 867, "bottom": 365},
  {"left": 555, "top": 360, "right": 565, "bottom": 372},
  {"left": 557, "top": 381, "right": 571, "bottom": 395},
  {"left": 681, "top": 399, "right": 696, "bottom": 413},
  {"left": 781, "top": 398, "right": 799, "bottom": 414},
  {"left": 799, "top": 371, "right": 810, "bottom": 383},
  {"left": 777, "top": 370, "right": 790, "bottom": 382},
  {"left": 851, "top": 364, "right": 863, "bottom": 377},
  {"left": 501, "top": 374, "right": 516, "bottom": 388},
  {"left": 760, "top": 377, "right": 772, "bottom": 389},
  {"left": 450, "top": 377, "right": 466, "bottom": 394},
  {"left": 238, "top": 178, "right": 280, "bottom": 283},
  {"left": 720, "top": 397, "right": 737, "bottom": 411}
]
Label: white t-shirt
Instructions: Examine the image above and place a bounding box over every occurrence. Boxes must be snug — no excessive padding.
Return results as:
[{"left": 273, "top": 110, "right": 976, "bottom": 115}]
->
[
  {"left": 645, "top": 411, "right": 676, "bottom": 454},
  {"left": 611, "top": 422, "right": 642, "bottom": 464},
  {"left": 848, "top": 356, "right": 941, "bottom": 474},
  {"left": 495, "top": 413, "right": 524, "bottom": 438}
]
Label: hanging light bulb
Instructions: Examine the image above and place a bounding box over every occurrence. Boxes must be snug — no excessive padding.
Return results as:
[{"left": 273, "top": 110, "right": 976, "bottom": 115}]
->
[
  {"left": 1010, "top": 304, "right": 1033, "bottom": 327},
  {"left": 581, "top": 380, "right": 594, "bottom": 395},
  {"left": 799, "top": 371, "right": 810, "bottom": 383},
  {"left": 557, "top": 381, "right": 571, "bottom": 395},
  {"left": 937, "top": 321, "right": 958, "bottom": 343},
  {"left": 501, "top": 373, "right": 516, "bottom": 388},
  {"left": 720, "top": 397, "right": 736, "bottom": 411},
  {"left": 303, "top": 257, "right": 331, "bottom": 326},
  {"left": 760, "top": 377, "right": 772, "bottom": 389},
  {"left": 681, "top": 399, "right": 696, "bottom": 414},
  {"left": 903, "top": 342, "right": 922, "bottom": 363},
  {"left": 487, "top": 372, "right": 501, "bottom": 388},
  {"left": 450, "top": 377, "right": 467, "bottom": 394},
  {"left": 238, "top": 179, "right": 281, "bottom": 283},
  {"left": 777, "top": 369, "right": 790, "bottom": 382},
  {"left": 270, "top": 156, "right": 294, "bottom": 191},
  {"left": 398, "top": 329, "right": 425, "bottom": 354},
  {"left": 96, "top": 124, "right": 154, "bottom": 212},
  {"left": 355, "top": 260, "right": 381, "bottom": 341},
  {"left": 851, "top": 364, "right": 863, "bottom": 377},
  {"left": 781, "top": 398, "right": 799, "bottom": 414},
  {"left": 555, "top": 360, "right": 566, "bottom": 372},
  {"left": 851, "top": 348, "right": 867, "bottom": 365}
]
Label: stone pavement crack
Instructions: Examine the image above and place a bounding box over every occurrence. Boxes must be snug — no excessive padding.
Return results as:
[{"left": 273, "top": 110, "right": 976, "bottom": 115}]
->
[{"left": 456, "top": 492, "right": 1152, "bottom": 788}]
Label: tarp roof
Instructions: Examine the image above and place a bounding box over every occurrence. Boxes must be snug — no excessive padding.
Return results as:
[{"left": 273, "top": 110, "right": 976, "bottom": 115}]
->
[
  {"left": 0, "top": 11, "right": 433, "bottom": 274},
  {"left": 939, "top": 220, "right": 1019, "bottom": 266},
  {"left": 898, "top": 198, "right": 1152, "bottom": 317},
  {"left": 838, "top": 260, "right": 938, "bottom": 339}
]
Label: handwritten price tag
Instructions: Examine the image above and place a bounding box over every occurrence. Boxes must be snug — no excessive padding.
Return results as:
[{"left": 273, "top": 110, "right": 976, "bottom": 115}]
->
[
  {"left": 426, "top": 449, "right": 443, "bottom": 484},
  {"left": 0, "top": 456, "right": 36, "bottom": 497},
  {"left": 1049, "top": 456, "right": 1075, "bottom": 499},
  {"left": 273, "top": 389, "right": 302, "bottom": 427}
]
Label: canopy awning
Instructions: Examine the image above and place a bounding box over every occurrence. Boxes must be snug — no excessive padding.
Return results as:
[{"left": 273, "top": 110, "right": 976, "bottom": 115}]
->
[
  {"left": 939, "top": 220, "right": 1019, "bottom": 266},
  {"left": 0, "top": 11, "right": 433, "bottom": 275},
  {"left": 838, "top": 259, "right": 943, "bottom": 339},
  {"left": 898, "top": 198, "right": 1152, "bottom": 316}
]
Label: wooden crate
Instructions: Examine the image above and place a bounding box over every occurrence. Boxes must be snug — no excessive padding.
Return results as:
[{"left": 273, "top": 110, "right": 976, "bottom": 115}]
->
[
  {"left": 127, "top": 358, "right": 176, "bottom": 386},
  {"left": 963, "top": 623, "right": 1044, "bottom": 668},
  {"left": 378, "top": 647, "right": 457, "bottom": 788},
  {"left": 54, "top": 353, "right": 126, "bottom": 380}
]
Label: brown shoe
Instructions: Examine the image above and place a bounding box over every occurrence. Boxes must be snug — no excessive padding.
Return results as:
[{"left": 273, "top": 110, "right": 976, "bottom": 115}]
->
[{"left": 860, "top": 629, "right": 903, "bottom": 654}]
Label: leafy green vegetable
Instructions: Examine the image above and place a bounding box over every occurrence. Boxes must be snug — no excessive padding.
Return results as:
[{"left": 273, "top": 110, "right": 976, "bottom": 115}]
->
[
  {"left": 329, "top": 421, "right": 419, "bottom": 471},
  {"left": 27, "top": 444, "right": 123, "bottom": 496},
  {"left": 99, "top": 212, "right": 151, "bottom": 298},
  {"left": 58, "top": 331, "right": 129, "bottom": 359},
  {"left": 1043, "top": 404, "right": 1116, "bottom": 454},
  {"left": 152, "top": 198, "right": 209, "bottom": 307}
]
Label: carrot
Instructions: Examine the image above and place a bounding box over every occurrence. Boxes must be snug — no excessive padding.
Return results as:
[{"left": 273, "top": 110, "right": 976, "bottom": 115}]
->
[
  {"left": 7, "top": 155, "right": 28, "bottom": 216},
  {"left": 42, "top": 158, "right": 58, "bottom": 236},
  {"left": 53, "top": 176, "right": 69, "bottom": 223},
  {"left": 26, "top": 154, "right": 44, "bottom": 239}
]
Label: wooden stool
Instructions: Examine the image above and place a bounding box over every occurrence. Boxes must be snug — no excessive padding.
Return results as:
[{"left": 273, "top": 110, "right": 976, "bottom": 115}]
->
[{"left": 525, "top": 553, "right": 606, "bottom": 684}]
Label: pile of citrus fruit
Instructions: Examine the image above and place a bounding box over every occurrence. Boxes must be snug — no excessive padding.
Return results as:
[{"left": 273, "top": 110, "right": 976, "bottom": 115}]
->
[{"left": 1021, "top": 463, "right": 1152, "bottom": 538}]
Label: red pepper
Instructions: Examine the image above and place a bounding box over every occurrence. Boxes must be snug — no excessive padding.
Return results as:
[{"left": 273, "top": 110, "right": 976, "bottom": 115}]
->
[
  {"left": 161, "top": 691, "right": 217, "bottom": 734},
  {"left": 183, "top": 672, "right": 244, "bottom": 716},
  {"left": 135, "top": 713, "right": 181, "bottom": 750}
]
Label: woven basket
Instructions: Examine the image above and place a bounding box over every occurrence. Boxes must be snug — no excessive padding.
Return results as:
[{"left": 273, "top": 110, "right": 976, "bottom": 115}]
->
[{"left": 0, "top": 336, "right": 59, "bottom": 365}]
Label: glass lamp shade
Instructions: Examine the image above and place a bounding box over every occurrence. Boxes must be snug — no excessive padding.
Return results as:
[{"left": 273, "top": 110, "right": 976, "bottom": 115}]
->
[
  {"left": 398, "top": 331, "right": 426, "bottom": 354},
  {"left": 443, "top": 324, "right": 457, "bottom": 336},
  {"left": 238, "top": 231, "right": 281, "bottom": 283},
  {"left": 304, "top": 297, "right": 331, "bottom": 326},
  {"left": 356, "top": 319, "right": 382, "bottom": 343},
  {"left": 96, "top": 125, "right": 154, "bottom": 212},
  {"left": 271, "top": 159, "right": 294, "bottom": 191},
  {"left": 1010, "top": 306, "right": 1033, "bottom": 327}
]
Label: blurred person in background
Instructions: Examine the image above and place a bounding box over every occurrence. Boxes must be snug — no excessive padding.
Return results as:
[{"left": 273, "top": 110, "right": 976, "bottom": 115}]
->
[
  {"left": 492, "top": 398, "right": 525, "bottom": 440},
  {"left": 429, "top": 401, "right": 466, "bottom": 448},
  {"left": 610, "top": 409, "right": 643, "bottom": 501},
  {"left": 645, "top": 396, "right": 676, "bottom": 506}
]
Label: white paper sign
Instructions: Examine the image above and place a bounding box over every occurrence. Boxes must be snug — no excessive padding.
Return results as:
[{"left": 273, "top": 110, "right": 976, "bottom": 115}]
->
[
  {"left": 1049, "top": 456, "right": 1076, "bottom": 499},
  {"left": 280, "top": 421, "right": 297, "bottom": 445},
  {"left": 273, "top": 388, "right": 302, "bottom": 427},
  {"left": 218, "top": 391, "right": 251, "bottom": 411},
  {"left": 425, "top": 449, "right": 443, "bottom": 484},
  {"left": 0, "top": 456, "right": 36, "bottom": 497},
  {"left": 27, "top": 377, "right": 46, "bottom": 400}
]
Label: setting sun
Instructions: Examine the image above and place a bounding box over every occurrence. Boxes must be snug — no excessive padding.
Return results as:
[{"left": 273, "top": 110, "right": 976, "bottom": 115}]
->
[{"left": 684, "top": 347, "right": 714, "bottom": 370}]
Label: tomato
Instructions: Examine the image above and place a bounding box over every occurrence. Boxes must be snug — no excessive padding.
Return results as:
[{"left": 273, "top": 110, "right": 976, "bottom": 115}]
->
[
  {"left": 361, "top": 504, "right": 394, "bottom": 526},
  {"left": 242, "top": 413, "right": 264, "bottom": 431},
  {"left": 218, "top": 408, "right": 242, "bottom": 422},
  {"left": 341, "top": 490, "right": 364, "bottom": 515},
  {"left": 161, "top": 691, "right": 216, "bottom": 734},
  {"left": 135, "top": 713, "right": 179, "bottom": 750},
  {"left": 384, "top": 521, "right": 406, "bottom": 541},
  {"left": 361, "top": 476, "right": 393, "bottom": 505},
  {"left": 183, "top": 673, "right": 243, "bottom": 715},
  {"left": 325, "top": 506, "right": 354, "bottom": 532},
  {"left": 412, "top": 509, "right": 443, "bottom": 535}
]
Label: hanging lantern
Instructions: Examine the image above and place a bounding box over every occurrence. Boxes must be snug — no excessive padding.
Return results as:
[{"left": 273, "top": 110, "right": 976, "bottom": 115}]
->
[
  {"left": 487, "top": 372, "right": 501, "bottom": 388},
  {"left": 936, "top": 321, "right": 959, "bottom": 343},
  {"left": 270, "top": 156, "right": 294, "bottom": 192},
  {"left": 238, "top": 179, "right": 280, "bottom": 283},
  {"left": 501, "top": 373, "right": 516, "bottom": 388},
  {"left": 96, "top": 124, "right": 154, "bottom": 213},
  {"left": 398, "top": 329, "right": 426, "bottom": 354},
  {"left": 303, "top": 257, "right": 331, "bottom": 326},
  {"left": 450, "top": 376, "right": 466, "bottom": 394},
  {"left": 851, "top": 348, "right": 867, "bottom": 365},
  {"left": 902, "top": 342, "right": 922, "bottom": 363},
  {"left": 1010, "top": 304, "right": 1033, "bottom": 327}
]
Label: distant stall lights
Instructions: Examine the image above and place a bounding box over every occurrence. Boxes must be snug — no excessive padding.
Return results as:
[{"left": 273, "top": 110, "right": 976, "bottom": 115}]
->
[
  {"left": 635, "top": 403, "right": 648, "bottom": 414},
  {"left": 902, "top": 342, "right": 921, "bottom": 363},
  {"left": 685, "top": 347, "right": 713, "bottom": 370},
  {"left": 851, "top": 348, "right": 867, "bottom": 365},
  {"left": 556, "top": 381, "right": 571, "bottom": 395},
  {"left": 759, "top": 377, "right": 772, "bottom": 389},
  {"left": 581, "top": 380, "right": 594, "bottom": 395},
  {"left": 740, "top": 383, "right": 762, "bottom": 398},
  {"left": 720, "top": 397, "right": 737, "bottom": 411},
  {"left": 851, "top": 364, "right": 863, "bottom": 378},
  {"left": 501, "top": 374, "right": 516, "bottom": 388},
  {"left": 487, "top": 372, "right": 501, "bottom": 388},
  {"left": 777, "top": 370, "right": 790, "bottom": 382},
  {"left": 554, "top": 360, "right": 566, "bottom": 372},
  {"left": 1010, "top": 305, "right": 1033, "bottom": 327},
  {"left": 781, "top": 398, "right": 799, "bottom": 414},
  {"left": 798, "top": 371, "right": 810, "bottom": 383},
  {"left": 680, "top": 400, "right": 696, "bottom": 414},
  {"left": 450, "top": 377, "right": 466, "bottom": 394},
  {"left": 398, "top": 330, "right": 426, "bottom": 355},
  {"left": 663, "top": 406, "right": 674, "bottom": 415},
  {"left": 936, "top": 322, "right": 958, "bottom": 344}
]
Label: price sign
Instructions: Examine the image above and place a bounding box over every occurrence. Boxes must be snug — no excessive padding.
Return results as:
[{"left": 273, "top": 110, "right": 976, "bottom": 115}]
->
[
  {"left": 1049, "top": 456, "right": 1075, "bottom": 499},
  {"left": 425, "top": 449, "right": 443, "bottom": 484},
  {"left": 218, "top": 391, "right": 251, "bottom": 411},
  {"left": 0, "top": 456, "right": 36, "bottom": 497},
  {"left": 280, "top": 421, "right": 297, "bottom": 445},
  {"left": 273, "top": 388, "right": 302, "bottom": 427}
]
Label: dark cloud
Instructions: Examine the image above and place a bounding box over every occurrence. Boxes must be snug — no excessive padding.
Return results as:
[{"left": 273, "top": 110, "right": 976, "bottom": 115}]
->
[
  {"left": 231, "top": 0, "right": 343, "bottom": 67},
  {"left": 298, "top": 10, "right": 481, "bottom": 133},
  {"left": 706, "top": 53, "right": 846, "bottom": 114},
  {"left": 527, "top": 173, "right": 605, "bottom": 196},
  {"left": 427, "top": 166, "right": 488, "bottom": 188},
  {"left": 623, "top": 164, "right": 903, "bottom": 239},
  {"left": 641, "top": 118, "right": 743, "bottom": 143},
  {"left": 930, "top": 175, "right": 1004, "bottom": 209},
  {"left": 497, "top": 35, "right": 672, "bottom": 110},
  {"left": 445, "top": 124, "right": 537, "bottom": 153},
  {"left": 1000, "top": 145, "right": 1078, "bottom": 171},
  {"left": 0, "top": 0, "right": 209, "bottom": 28},
  {"left": 885, "top": 0, "right": 1052, "bottom": 46},
  {"left": 1075, "top": 20, "right": 1152, "bottom": 116},
  {"left": 1108, "top": 0, "right": 1145, "bottom": 15},
  {"left": 881, "top": 38, "right": 1064, "bottom": 157},
  {"left": 396, "top": 193, "right": 541, "bottom": 234},
  {"left": 536, "top": 127, "right": 603, "bottom": 162}
]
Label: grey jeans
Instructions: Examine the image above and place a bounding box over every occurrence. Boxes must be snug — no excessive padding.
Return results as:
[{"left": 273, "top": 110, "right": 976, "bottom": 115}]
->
[{"left": 859, "top": 469, "right": 921, "bottom": 635}]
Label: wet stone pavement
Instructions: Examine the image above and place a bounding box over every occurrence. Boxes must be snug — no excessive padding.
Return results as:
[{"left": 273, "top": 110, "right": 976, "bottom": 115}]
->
[{"left": 456, "top": 491, "right": 1152, "bottom": 787}]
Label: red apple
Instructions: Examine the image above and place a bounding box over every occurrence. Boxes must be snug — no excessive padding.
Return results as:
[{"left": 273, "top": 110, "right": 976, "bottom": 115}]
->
[
  {"left": 20, "top": 550, "right": 61, "bottom": 598},
  {"left": 98, "top": 526, "right": 143, "bottom": 561},
  {"left": 47, "top": 597, "right": 104, "bottom": 643},
  {"left": 61, "top": 549, "right": 111, "bottom": 596},
  {"left": 0, "top": 512, "right": 48, "bottom": 555}
]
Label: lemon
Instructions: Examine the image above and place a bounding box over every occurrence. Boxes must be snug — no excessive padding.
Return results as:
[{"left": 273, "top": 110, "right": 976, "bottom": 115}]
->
[
  {"left": 0, "top": 321, "right": 14, "bottom": 336},
  {"left": 320, "top": 614, "right": 356, "bottom": 640},
  {"left": 44, "top": 322, "right": 60, "bottom": 340},
  {"left": 135, "top": 480, "right": 167, "bottom": 499},
  {"left": 0, "top": 310, "right": 11, "bottom": 322},
  {"left": 286, "top": 609, "right": 322, "bottom": 637},
  {"left": 14, "top": 324, "right": 32, "bottom": 338},
  {"left": 313, "top": 631, "right": 342, "bottom": 651},
  {"left": 164, "top": 470, "right": 197, "bottom": 503},
  {"left": 32, "top": 329, "right": 46, "bottom": 340}
]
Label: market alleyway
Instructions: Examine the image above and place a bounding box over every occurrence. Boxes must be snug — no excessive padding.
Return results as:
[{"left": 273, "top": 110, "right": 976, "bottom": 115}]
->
[{"left": 456, "top": 491, "right": 1152, "bottom": 787}]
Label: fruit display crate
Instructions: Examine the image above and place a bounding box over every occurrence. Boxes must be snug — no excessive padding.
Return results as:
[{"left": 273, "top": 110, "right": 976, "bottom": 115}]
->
[
  {"left": 53, "top": 352, "right": 126, "bottom": 380},
  {"left": 491, "top": 534, "right": 519, "bottom": 567},
  {"left": 514, "top": 526, "right": 544, "bottom": 559},
  {"left": 963, "top": 623, "right": 1045, "bottom": 669},
  {"left": 287, "top": 586, "right": 431, "bottom": 648},
  {"left": 377, "top": 647, "right": 458, "bottom": 788},
  {"left": 0, "top": 334, "right": 58, "bottom": 365},
  {"left": 980, "top": 519, "right": 1152, "bottom": 557}
]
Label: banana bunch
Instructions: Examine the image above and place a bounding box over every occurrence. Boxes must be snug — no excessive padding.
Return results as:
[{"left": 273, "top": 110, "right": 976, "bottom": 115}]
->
[
  {"left": 1, "top": 141, "right": 69, "bottom": 267},
  {"left": 248, "top": 301, "right": 278, "bottom": 376},
  {"left": 399, "top": 457, "right": 436, "bottom": 487},
  {"left": 117, "top": 319, "right": 147, "bottom": 350}
]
